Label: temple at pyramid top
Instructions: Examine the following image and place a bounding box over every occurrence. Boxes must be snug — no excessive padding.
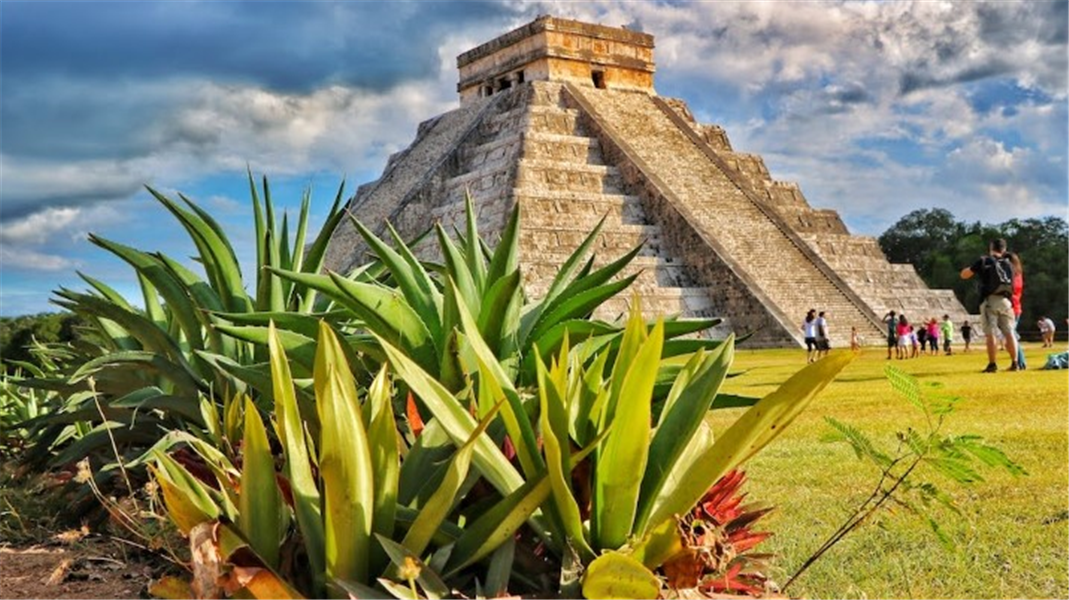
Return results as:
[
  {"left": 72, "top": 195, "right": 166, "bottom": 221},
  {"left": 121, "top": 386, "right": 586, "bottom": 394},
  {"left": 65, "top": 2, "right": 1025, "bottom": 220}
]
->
[
  {"left": 325, "top": 16, "right": 973, "bottom": 348},
  {"left": 457, "top": 16, "right": 655, "bottom": 104}
]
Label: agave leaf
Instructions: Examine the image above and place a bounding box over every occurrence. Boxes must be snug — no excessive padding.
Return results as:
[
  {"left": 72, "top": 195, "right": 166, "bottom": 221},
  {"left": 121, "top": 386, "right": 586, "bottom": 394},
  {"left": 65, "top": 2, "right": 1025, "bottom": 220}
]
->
[
  {"left": 484, "top": 536, "right": 515, "bottom": 599},
  {"left": 268, "top": 323, "right": 325, "bottom": 592},
  {"left": 152, "top": 453, "right": 221, "bottom": 534},
  {"left": 461, "top": 191, "right": 487, "bottom": 292},
  {"left": 474, "top": 269, "right": 521, "bottom": 356},
  {"left": 539, "top": 242, "right": 642, "bottom": 322},
  {"left": 536, "top": 350, "right": 594, "bottom": 561},
  {"left": 77, "top": 271, "right": 135, "bottom": 310},
  {"left": 445, "top": 475, "right": 551, "bottom": 576},
  {"left": 452, "top": 283, "right": 543, "bottom": 479},
  {"left": 484, "top": 203, "right": 519, "bottom": 292},
  {"left": 71, "top": 350, "right": 202, "bottom": 397},
  {"left": 396, "top": 416, "right": 454, "bottom": 508},
  {"left": 299, "top": 182, "right": 348, "bottom": 313},
  {"left": 377, "top": 335, "right": 524, "bottom": 497},
  {"left": 238, "top": 397, "right": 283, "bottom": 569},
  {"left": 541, "top": 214, "right": 607, "bottom": 307},
  {"left": 435, "top": 223, "right": 480, "bottom": 321},
  {"left": 634, "top": 335, "right": 734, "bottom": 533},
  {"left": 581, "top": 551, "right": 659, "bottom": 600},
  {"left": 444, "top": 436, "right": 604, "bottom": 575},
  {"left": 156, "top": 253, "right": 236, "bottom": 358},
  {"left": 270, "top": 269, "right": 438, "bottom": 373},
  {"left": 436, "top": 277, "right": 464, "bottom": 393},
  {"left": 520, "top": 319, "right": 617, "bottom": 383},
  {"left": 401, "top": 400, "right": 501, "bottom": 559},
  {"left": 594, "top": 319, "right": 664, "bottom": 550},
  {"left": 316, "top": 321, "right": 375, "bottom": 584},
  {"left": 527, "top": 276, "right": 637, "bottom": 350},
  {"left": 212, "top": 310, "right": 346, "bottom": 340},
  {"left": 110, "top": 389, "right": 207, "bottom": 426},
  {"left": 367, "top": 366, "right": 400, "bottom": 548},
  {"left": 332, "top": 577, "right": 385, "bottom": 600},
  {"left": 628, "top": 517, "right": 684, "bottom": 570},
  {"left": 55, "top": 290, "right": 190, "bottom": 367},
  {"left": 86, "top": 235, "right": 205, "bottom": 351},
  {"left": 148, "top": 187, "right": 251, "bottom": 314},
  {"left": 215, "top": 324, "right": 318, "bottom": 375},
  {"left": 356, "top": 217, "right": 443, "bottom": 343},
  {"left": 647, "top": 351, "right": 854, "bottom": 529}
]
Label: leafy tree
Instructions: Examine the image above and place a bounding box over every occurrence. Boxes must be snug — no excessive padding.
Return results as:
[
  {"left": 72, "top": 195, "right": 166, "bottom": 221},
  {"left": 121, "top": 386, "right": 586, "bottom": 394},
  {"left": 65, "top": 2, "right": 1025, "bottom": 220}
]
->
[
  {"left": 0, "top": 312, "right": 82, "bottom": 371},
  {"left": 879, "top": 211, "right": 1067, "bottom": 332}
]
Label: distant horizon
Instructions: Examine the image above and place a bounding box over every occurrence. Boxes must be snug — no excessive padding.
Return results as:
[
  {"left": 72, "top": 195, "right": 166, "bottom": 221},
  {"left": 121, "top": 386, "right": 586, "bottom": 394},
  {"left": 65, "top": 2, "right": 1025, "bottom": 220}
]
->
[{"left": 2, "top": 1, "right": 1067, "bottom": 316}]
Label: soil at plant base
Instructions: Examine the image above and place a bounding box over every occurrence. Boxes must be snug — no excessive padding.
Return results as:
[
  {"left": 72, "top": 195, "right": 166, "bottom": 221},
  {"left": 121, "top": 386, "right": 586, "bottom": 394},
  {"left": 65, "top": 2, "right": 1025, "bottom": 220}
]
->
[
  {"left": 1, "top": 469, "right": 176, "bottom": 599},
  {"left": 0, "top": 538, "right": 151, "bottom": 599}
]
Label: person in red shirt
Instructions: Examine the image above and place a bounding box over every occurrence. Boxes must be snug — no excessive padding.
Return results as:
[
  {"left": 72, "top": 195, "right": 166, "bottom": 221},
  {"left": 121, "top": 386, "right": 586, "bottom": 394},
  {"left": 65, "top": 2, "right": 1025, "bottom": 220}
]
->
[{"left": 1009, "top": 252, "right": 1026, "bottom": 369}]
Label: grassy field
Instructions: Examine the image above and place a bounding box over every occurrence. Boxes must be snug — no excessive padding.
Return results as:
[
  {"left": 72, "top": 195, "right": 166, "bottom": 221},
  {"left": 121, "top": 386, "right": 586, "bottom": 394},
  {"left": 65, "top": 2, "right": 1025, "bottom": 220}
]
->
[{"left": 714, "top": 342, "right": 1069, "bottom": 599}]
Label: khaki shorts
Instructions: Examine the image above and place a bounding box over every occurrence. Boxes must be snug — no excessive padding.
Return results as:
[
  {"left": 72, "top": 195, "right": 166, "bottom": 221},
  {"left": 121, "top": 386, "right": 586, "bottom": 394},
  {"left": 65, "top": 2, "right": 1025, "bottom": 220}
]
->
[{"left": 980, "top": 295, "right": 1015, "bottom": 338}]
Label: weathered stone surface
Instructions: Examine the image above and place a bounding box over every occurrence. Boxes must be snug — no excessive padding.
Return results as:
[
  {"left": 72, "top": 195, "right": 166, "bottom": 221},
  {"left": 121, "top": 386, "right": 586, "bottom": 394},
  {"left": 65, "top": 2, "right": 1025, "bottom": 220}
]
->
[{"left": 323, "top": 17, "right": 970, "bottom": 347}]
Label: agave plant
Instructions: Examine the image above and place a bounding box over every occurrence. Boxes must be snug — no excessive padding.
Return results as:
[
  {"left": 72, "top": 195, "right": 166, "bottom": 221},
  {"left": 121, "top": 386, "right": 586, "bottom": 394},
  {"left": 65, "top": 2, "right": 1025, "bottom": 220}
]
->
[
  {"left": 16, "top": 174, "right": 350, "bottom": 471},
  {"left": 216, "top": 192, "right": 720, "bottom": 391},
  {"left": 379, "top": 290, "right": 854, "bottom": 598},
  {"left": 148, "top": 320, "right": 602, "bottom": 599}
]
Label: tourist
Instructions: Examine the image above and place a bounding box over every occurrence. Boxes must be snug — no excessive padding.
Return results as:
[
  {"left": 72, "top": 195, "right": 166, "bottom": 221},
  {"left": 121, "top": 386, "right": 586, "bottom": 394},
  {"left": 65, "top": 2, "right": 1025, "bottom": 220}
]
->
[
  {"left": 916, "top": 324, "right": 928, "bottom": 355},
  {"left": 1038, "top": 316, "right": 1056, "bottom": 348},
  {"left": 802, "top": 309, "right": 818, "bottom": 363},
  {"left": 927, "top": 318, "right": 940, "bottom": 356},
  {"left": 896, "top": 315, "right": 912, "bottom": 359},
  {"left": 850, "top": 326, "right": 860, "bottom": 351},
  {"left": 1008, "top": 252, "right": 1026, "bottom": 370},
  {"left": 816, "top": 311, "right": 830, "bottom": 359},
  {"left": 883, "top": 310, "right": 898, "bottom": 360},
  {"left": 962, "top": 320, "right": 973, "bottom": 353},
  {"left": 940, "top": 314, "right": 954, "bottom": 355},
  {"left": 911, "top": 326, "right": 921, "bottom": 358},
  {"left": 960, "top": 238, "right": 1019, "bottom": 373}
]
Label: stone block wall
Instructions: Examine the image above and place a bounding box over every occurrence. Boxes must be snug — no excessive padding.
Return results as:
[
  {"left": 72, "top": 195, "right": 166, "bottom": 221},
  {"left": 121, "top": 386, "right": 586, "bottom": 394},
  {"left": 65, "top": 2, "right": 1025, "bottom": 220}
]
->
[{"left": 567, "top": 90, "right": 798, "bottom": 346}]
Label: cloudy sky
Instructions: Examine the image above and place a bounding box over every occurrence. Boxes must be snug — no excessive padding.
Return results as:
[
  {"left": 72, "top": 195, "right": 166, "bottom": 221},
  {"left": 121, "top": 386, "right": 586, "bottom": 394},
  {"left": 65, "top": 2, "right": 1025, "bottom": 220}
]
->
[{"left": 1, "top": 1, "right": 1066, "bottom": 316}]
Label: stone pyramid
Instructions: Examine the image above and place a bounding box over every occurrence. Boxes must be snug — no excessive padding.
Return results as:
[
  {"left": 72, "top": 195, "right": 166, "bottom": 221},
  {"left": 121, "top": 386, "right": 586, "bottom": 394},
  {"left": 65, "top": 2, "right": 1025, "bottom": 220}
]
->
[{"left": 323, "top": 16, "right": 970, "bottom": 348}]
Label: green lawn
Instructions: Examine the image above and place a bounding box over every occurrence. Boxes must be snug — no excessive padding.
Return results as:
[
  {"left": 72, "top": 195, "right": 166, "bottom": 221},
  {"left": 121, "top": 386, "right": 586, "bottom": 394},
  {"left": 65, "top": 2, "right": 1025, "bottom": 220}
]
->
[{"left": 713, "top": 342, "right": 1069, "bottom": 599}]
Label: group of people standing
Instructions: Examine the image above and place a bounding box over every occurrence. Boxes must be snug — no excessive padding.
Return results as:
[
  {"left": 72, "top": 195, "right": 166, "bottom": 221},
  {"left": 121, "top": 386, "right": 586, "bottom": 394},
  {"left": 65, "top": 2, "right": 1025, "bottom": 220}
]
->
[
  {"left": 883, "top": 312, "right": 958, "bottom": 360},
  {"left": 801, "top": 309, "right": 831, "bottom": 363},
  {"left": 799, "top": 239, "right": 1054, "bottom": 371}
]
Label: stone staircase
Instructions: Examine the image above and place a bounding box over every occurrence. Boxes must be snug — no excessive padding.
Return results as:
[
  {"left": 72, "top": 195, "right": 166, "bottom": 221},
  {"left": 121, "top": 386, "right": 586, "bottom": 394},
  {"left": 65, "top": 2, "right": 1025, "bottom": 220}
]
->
[
  {"left": 571, "top": 86, "right": 883, "bottom": 347},
  {"left": 511, "top": 84, "right": 721, "bottom": 325}
]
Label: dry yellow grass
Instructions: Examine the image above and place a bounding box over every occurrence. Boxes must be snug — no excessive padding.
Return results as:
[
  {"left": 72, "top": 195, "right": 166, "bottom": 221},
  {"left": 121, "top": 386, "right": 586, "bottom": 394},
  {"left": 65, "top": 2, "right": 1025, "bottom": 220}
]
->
[{"left": 713, "top": 342, "right": 1069, "bottom": 599}]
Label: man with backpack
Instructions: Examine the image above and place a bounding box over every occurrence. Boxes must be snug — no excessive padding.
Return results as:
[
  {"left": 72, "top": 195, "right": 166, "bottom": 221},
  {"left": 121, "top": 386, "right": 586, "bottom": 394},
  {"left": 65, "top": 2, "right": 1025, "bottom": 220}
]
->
[{"left": 960, "top": 238, "right": 1019, "bottom": 373}]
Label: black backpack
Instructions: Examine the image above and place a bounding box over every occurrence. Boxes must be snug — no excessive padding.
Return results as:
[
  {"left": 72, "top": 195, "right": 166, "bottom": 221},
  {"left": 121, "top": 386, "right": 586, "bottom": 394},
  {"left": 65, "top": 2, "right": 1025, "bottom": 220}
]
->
[{"left": 980, "top": 255, "right": 1014, "bottom": 298}]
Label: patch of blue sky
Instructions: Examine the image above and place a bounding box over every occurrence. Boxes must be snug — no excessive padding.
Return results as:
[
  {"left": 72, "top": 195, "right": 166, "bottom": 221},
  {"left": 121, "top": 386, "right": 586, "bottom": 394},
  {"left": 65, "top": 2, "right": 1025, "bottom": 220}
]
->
[
  {"left": 855, "top": 136, "right": 933, "bottom": 167},
  {"left": 964, "top": 79, "right": 1052, "bottom": 116}
]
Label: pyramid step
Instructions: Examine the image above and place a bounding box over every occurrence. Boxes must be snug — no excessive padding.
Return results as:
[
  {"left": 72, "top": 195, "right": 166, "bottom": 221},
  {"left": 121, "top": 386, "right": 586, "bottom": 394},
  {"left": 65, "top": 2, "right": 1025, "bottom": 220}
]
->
[
  {"left": 516, "top": 159, "right": 623, "bottom": 194},
  {"left": 459, "top": 133, "right": 522, "bottom": 170},
  {"left": 520, "top": 224, "right": 664, "bottom": 256},
  {"left": 515, "top": 192, "right": 651, "bottom": 227},
  {"left": 522, "top": 132, "right": 603, "bottom": 165},
  {"left": 525, "top": 105, "right": 584, "bottom": 136},
  {"left": 445, "top": 163, "right": 513, "bottom": 195}
]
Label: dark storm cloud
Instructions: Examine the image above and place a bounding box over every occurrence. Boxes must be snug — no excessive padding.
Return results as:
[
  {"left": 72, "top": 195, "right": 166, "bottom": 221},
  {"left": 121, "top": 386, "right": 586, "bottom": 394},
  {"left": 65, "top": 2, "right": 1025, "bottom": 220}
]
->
[
  {"left": 0, "top": 0, "right": 523, "bottom": 222},
  {"left": 1, "top": 1, "right": 518, "bottom": 93}
]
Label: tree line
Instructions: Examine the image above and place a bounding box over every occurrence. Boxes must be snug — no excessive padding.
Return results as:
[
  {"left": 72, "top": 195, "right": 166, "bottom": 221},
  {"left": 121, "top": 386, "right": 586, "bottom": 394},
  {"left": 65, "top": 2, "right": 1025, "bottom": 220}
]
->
[
  {"left": 0, "top": 312, "right": 82, "bottom": 372},
  {"left": 878, "top": 209, "right": 1067, "bottom": 335}
]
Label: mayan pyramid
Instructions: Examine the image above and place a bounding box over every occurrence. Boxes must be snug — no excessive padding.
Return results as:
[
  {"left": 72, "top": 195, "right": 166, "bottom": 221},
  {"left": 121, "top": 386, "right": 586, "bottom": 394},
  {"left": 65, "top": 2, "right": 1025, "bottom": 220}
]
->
[{"left": 323, "top": 16, "right": 971, "bottom": 348}]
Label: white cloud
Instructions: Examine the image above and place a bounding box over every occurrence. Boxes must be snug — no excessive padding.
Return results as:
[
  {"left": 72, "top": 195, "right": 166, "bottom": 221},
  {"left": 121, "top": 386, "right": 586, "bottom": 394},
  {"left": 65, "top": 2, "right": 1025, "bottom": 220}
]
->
[{"left": 0, "top": 246, "right": 80, "bottom": 272}]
